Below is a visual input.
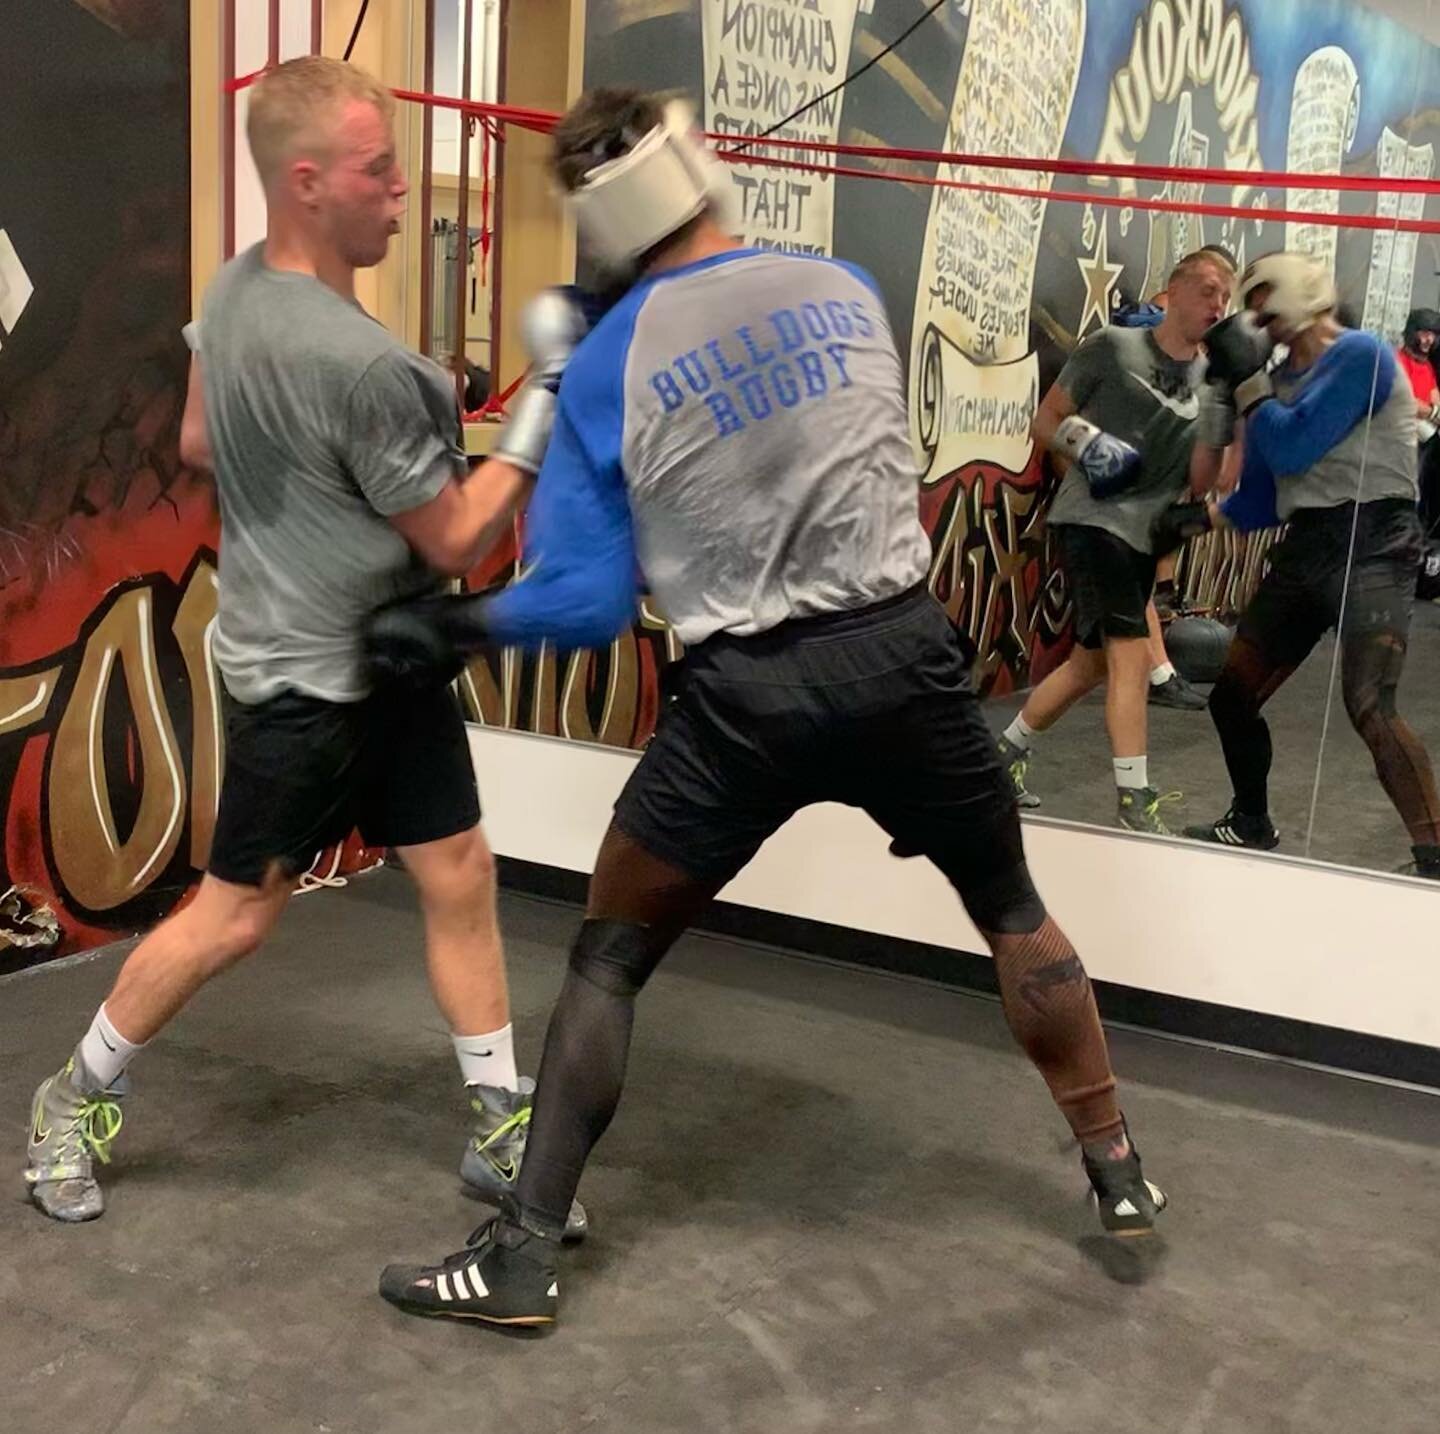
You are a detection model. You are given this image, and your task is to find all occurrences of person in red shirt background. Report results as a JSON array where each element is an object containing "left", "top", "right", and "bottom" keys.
[
  {"left": 1399, "top": 308, "right": 1440, "bottom": 532},
  {"left": 1398, "top": 308, "right": 1440, "bottom": 534}
]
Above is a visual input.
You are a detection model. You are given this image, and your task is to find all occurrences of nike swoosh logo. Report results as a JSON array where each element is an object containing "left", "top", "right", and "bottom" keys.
[
  {"left": 100, "top": 1032, "right": 117, "bottom": 1052},
  {"left": 31, "top": 1096, "right": 50, "bottom": 1147},
  {"left": 489, "top": 1158, "right": 519, "bottom": 1183},
  {"left": 1131, "top": 373, "right": 1200, "bottom": 420}
]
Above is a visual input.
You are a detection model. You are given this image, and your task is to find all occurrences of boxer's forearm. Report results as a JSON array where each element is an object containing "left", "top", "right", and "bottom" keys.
[
  {"left": 1188, "top": 438, "right": 1227, "bottom": 497},
  {"left": 1032, "top": 383, "right": 1077, "bottom": 475},
  {"left": 451, "top": 458, "right": 535, "bottom": 572}
]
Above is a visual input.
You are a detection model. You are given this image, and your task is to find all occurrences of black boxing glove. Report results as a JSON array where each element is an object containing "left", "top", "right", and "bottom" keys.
[
  {"left": 364, "top": 592, "right": 492, "bottom": 691},
  {"left": 1150, "top": 500, "right": 1212, "bottom": 556},
  {"left": 1204, "top": 311, "right": 1274, "bottom": 389},
  {"left": 1201, "top": 312, "right": 1276, "bottom": 445}
]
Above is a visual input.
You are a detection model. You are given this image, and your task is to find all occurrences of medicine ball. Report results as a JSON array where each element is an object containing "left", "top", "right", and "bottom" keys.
[{"left": 1164, "top": 615, "right": 1233, "bottom": 685}]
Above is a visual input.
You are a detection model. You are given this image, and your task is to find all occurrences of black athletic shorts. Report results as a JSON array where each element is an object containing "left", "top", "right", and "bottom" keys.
[
  {"left": 208, "top": 681, "right": 480, "bottom": 886},
  {"left": 1054, "top": 523, "right": 1158, "bottom": 648},
  {"left": 613, "top": 587, "right": 1024, "bottom": 896},
  {"left": 1239, "top": 498, "right": 1421, "bottom": 668}
]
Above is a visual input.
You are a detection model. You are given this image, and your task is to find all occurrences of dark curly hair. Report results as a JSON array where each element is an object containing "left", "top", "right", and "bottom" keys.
[{"left": 551, "top": 88, "right": 666, "bottom": 193}]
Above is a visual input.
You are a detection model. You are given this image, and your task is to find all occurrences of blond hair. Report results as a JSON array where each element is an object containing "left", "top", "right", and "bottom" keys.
[
  {"left": 247, "top": 56, "right": 395, "bottom": 187},
  {"left": 1168, "top": 248, "right": 1236, "bottom": 289}
]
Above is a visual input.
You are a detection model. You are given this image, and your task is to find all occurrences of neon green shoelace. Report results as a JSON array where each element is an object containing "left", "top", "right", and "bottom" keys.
[
  {"left": 469, "top": 1100, "right": 530, "bottom": 1155},
  {"left": 1146, "top": 790, "right": 1185, "bottom": 819},
  {"left": 74, "top": 1098, "right": 123, "bottom": 1165}
]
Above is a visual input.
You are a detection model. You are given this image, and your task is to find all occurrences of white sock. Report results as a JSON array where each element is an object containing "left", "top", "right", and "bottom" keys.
[
  {"left": 1003, "top": 714, "right": 1038, "bottom": 751},
  {"left": 78, "top": 1004, "right": 144, "bottom": 1090},
  {"left": 1113, "top": 756, "right": 1149, "bottom": 790},
  {"left": 453, "top": 1025, "right": 518, "bottom": 1091},
  {"left": 1149, "top": 662, "right": 1176, "bottom": 687}
]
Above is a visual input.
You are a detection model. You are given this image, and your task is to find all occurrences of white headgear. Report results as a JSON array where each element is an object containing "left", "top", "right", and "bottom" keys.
[
  {"left": 566, "top": 101, "right": 737, "bottom": 273},
  {"left": 1240, "top": 252, "right": 1337, "bottom": 337}
]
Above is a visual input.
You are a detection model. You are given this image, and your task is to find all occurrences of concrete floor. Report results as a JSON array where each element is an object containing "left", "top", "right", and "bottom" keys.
[
  {"left": 990, "top": 601, "right": 1440, "bottom": 874},
  {"left": 4, "top": 872, "right": 1440, "bottom": 1434}
]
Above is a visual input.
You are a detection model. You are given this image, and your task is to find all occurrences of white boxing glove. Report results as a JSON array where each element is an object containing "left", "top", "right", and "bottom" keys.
[{"left": 494, "top": 289, "right": 589, "bottom": 474}]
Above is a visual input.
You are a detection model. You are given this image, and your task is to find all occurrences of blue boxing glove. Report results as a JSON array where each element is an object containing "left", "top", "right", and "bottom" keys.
[
  {"left": 1051, "top": 414, "right": 1143, "bottom": 499},
  {"left": 1219, "top": 471, "right": 1280, "bottom": 532}
]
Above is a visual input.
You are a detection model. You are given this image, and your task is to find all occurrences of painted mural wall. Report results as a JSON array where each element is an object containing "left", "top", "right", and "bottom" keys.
[
  {"left": 0, "top": 2, "right": 206, "bottom": 968},
  {"left": 0, "top": 2, "right": 376, "bottom": 970},
  {"left": 452, "top": 0, "right": 1440, "bottom": 743},
  {"left": 7, "top": 1, "right": 1438, "bottom": 966}
]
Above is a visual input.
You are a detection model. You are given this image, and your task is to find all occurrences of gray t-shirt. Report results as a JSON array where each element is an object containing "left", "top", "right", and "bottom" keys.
[
  {"left": 195, "top": 245, "right": 462, "bottom": 703},
  {"left": 1046, "top": 326, "right": 1203, "bottom": 554}
]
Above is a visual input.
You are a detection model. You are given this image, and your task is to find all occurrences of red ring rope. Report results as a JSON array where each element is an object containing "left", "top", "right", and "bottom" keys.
[
  {"left": 738, "top": 151, "right": 1440, "bottom": 237},
  {"left": 223, "top": 71, "right": 1440, "bottom": 229}
]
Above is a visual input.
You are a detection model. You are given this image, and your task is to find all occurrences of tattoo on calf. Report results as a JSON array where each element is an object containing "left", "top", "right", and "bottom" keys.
[{"left": 1019, "top": 955, "right": 1088, "bottom": 1014}]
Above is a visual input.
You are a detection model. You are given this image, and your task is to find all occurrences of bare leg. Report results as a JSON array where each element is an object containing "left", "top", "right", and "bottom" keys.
[
  {"left": 1145, "top": 600, "right": 1168, "bottom": 675},
  {"left": 1103, "top": 635, "right": 1152, "bottom": 760},
  {"left": 399, "top": 824, "right": 508, "bottom": 1034},
  {"left": 1019, "top": 643, "right": 1107, "bottom": 733},
  {"left": 104, "top": 870, "right": 295, "bottom": 1042}
]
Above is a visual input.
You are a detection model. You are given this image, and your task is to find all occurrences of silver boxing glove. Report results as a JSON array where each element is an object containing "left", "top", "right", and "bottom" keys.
[{"left": 494, "top": 289, "right": 589, "bottom": 474}]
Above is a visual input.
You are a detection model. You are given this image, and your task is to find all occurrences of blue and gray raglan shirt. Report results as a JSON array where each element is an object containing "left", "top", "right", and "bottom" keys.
[
  {"left": 484, "top": 249, "right": 933, "bottom": 651},
  {"left": 1221, "top": 329, "right": 1418, "bottom": 532}
]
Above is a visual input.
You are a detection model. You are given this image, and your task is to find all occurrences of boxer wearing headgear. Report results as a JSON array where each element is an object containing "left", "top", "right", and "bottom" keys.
[
  {"left": 23, "top": 56, "right": 586, "bottom": 1240},
  {"left": 995, "top": 251, "right": 1234, "bottom": 832},
  {"left": 374, "top": 86, "right": 1167, "bottom": 1331},
  {"left": 1186, "top": 252, "right": 1440, "bottom": 867}
]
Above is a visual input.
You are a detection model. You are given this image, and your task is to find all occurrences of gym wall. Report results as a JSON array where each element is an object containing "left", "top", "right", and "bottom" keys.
[
  {"left": 463, "top": 0, "right": 1440, "bottom": 1081},
  {"left": 0, "top": 1, "right": 210, "bottom": 971},
  {"left": 0, "top": 1, "right": 396, "bottom": 972}
]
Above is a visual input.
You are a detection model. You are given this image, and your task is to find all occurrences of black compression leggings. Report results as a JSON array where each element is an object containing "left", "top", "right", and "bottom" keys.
[
  {"left": 1209, "top": 631, "right": 1440, "bottom": 844},
  {"left": 511, "top": 825, "right": 1123, "bottom": 1237}
]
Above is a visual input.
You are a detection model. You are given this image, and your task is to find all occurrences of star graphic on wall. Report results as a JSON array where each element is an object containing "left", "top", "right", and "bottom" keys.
[
  {"left": 0, "top": 229, "right": 34, "bottom": 353},
  {"left": 1075, "top": 220, "right": 1124, "bottom": 339}
]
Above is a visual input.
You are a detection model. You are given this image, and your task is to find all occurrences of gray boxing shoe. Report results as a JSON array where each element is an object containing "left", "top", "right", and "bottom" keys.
[
  {"left": 997, "top": 735, "right": 1042, "bottom": 809},
  {"left": 461, "top": 1077, "right": 588, "bottom": 1242},
  {"left": 1116, "top": 785, "right": 1181, "bottom": 835},
  {"left": 25, "top": 1055, "right": 127, "bottom": 1223}
]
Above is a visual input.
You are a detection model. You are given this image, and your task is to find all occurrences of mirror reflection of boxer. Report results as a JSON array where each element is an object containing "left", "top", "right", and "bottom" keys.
[
  {"left": 1000, "top": 252, "right": 1233, "bottom": 833},
  {"left": 1185, "top": 253, "right": 1440, "bottom": 876},
  {"left": 1113, "top": 244, "right": 1239, "bottom": 632},
  {"left": 367, "top": 87, "right": 1167, "bottom": 1329}
]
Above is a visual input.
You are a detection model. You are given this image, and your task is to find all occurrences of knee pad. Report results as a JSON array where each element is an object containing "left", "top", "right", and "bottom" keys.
[
  {"left": 568, "top": 919, "right": 666, "bottom": 998},
  {"left": 961, "top": 861, "right": 1047, "bottom": 936}
]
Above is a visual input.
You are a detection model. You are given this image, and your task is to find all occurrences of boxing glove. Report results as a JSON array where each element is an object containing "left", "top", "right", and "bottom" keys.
[
  {"left": 1219, "top": 470, "right": 1280, "bottom": 532},
  {"left": 364, "top": 592, "right": 490, "bottom": 691},
  {"left": 1203, "top": 312, "right": 1275, "bottom": 417},
  {"left": 1204, "top": 311, "right": 1273, "bottom": 387},
  {"left": 1052, "top": 415, "right": 1143, "bottom": 499},
  {"left": 494, "top": 288, "right": 590, "bottom": 474},
  {"left": 1150, "top": 500, "right": 1212, "bottom": 556}
]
